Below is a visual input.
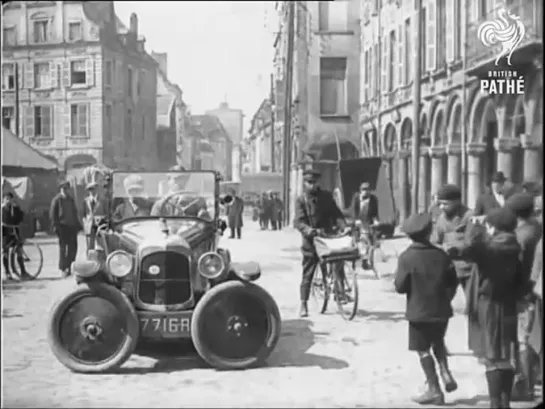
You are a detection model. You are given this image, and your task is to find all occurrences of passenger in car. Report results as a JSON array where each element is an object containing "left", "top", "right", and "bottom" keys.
[{"left": 113, "top": 175, "right": 152, "bottom": 221}]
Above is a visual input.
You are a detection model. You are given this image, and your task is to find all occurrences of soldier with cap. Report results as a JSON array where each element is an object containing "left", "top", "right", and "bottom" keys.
[
  {"left": 293, "top": 169, "right": 347, "bottom": 318},
  {"left": 447, "top": 207, "right": 524, "bottom": 408},
  {"left": 49, "top": 180, "right": 82, "bottom": 277},
  {"left": 505, "top": 192, "right": 542, "bottom": 401},
  {"left": 394, "top": 212, "right": 458, "bottom": 405},
  {"left": 114, "top": 175, "right": 152, "bottom": 221},
  {"left": 82, "top": 181, "right": 108, "bottom": 252},
  {"left": 431, "top": 184, "right": 475, "bottom": 293}
]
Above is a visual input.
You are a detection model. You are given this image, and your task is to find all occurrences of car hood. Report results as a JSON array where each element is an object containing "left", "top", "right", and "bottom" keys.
[{"left": 116, "top": 219, "right": 214, "bottom": 251}]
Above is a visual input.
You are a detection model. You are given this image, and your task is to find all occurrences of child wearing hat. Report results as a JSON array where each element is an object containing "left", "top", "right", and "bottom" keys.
[
  {"left": 505, "top": 192, "right": 542, "bottom": 401},
  {"left": 447, "top": 207, "right": 523, "bottom": 408},
  {"left": 394, "top": 212, "right": 458, "bottom": 405}
]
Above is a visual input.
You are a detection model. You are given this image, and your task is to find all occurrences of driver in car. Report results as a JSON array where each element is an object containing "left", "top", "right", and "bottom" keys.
[{"left": 113, "top": 174, "right": 153, "bottom": 221}]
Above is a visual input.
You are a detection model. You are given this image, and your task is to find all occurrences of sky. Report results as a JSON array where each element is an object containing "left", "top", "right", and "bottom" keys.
[{"left": 114, "top": 1, "right": 278, "bottom": 135}]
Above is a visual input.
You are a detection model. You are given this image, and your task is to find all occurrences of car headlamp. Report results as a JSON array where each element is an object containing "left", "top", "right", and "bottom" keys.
[
  {"left": 198, "top": 252, "right": 226, "bottom": 279},
  {"left": 106, "top": 250, "right": 133, "bottom": 278}
]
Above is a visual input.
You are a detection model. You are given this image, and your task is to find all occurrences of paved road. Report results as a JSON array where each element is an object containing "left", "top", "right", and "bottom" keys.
[{"left": 2, "top": 221, "right": 542, "bottom": 408}]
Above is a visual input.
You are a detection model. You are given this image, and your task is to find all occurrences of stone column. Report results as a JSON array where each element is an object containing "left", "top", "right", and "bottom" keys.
[
  {"left": 446, "top": 144, "right": 462, "bottom": 187},
  {"left": 520, "top": 134, "right": 543, "bottom": 182},
  {"left": 494, "top": 138, "right": 519, "bottom": 182},
  {"left": 418, "top": 147, "right": 430, "bottom": 213},
  {"left": 429, "top": 146, "right": 446, "bottom": 196},
  {"left": 466, "top": 143, "right": 487, "bottom": 210},
  {"left": 398, "top": 150, "right": 410, "bottom": 223}
]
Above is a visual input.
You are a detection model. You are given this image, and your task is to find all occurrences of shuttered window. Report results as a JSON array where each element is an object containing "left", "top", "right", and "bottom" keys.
[
  {"left": 34, "top": 62, "right": 50, "bottom": 89},
  {"left": 388, "top": 30, "right": 396, "bottom": 91},
  {"left": 25, "top": 105, "right": 53, "bottom": 138},
  {"left": 404, "top": 18, "right": 411, "bottom": 85},
  {"left": 2, "top": 63, "right": 16, "bottom": 90},
  {"left": 454, "top": 0, "right": 462, "bottom": 60},
  {"left": 420, "top": 7, "right": 427, "bottom": 75},
  {"left": 382, "top": 35, "right": 389, "bottom": 93},
  {"left": 319, "top": 57, "right": 348, "bottom": 115},
  {"left": 426, "top": 0, "right": 436, "bottom": 72},
  {"left": 70, "top": 60, "right": 86, "bottom": 85},
  {"left": 33, "top": 20, "right": 49, "bottom": 43},
  {"left": 397, "top": 25, "right": 403, "bottom": 87},
  {"left": 70, "top": 103, "right": 89, "bottom": 137},
  {"left": 436, "top": 0, "right": 447, "bottom": 69}
]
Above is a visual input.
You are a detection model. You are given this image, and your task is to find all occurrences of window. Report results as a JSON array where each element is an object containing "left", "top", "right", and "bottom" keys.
[
  {"left": 34, "top": 62, "right": 50, "bottom": 89},
  {"left": 3, "top": 27, "right": 16, "bottom": 46},
  {"left": 70, "top": 104, "right": 88, "bottom": 137},
  {"left": 436, "top": 0, "right": 447, "bottom": 69},
  {"left": 454, "top": 0, "right": 462, "bottom": 59},
  {"left": 388, "top": 30, "right": 396, "bottom": 91},
  {"left": 126, "top": 109, "right": 133, "bottom": 141},
  {"left": 404, "top": 18, "right": 412, "bottom": 85},
  {"left": 68, "top": 21, "right": 82, "bottom": 42},
  {"left": 127, "top": 67, "right": 133, "bottom": 98},
  {"left": 105, "top": 104, "right": 112, "bottom": 141},
  {"left": 373, "top": 44, "right": 378, "bottom": 97},
  {"left": 2, "top": 107, "right": 15, "bottom": 131},
  {"left": 363, "top": 50, "right": 369, "bottom": 101},
  {"left": 319, "top": 57, "right": 347, "bottom": 116},
  {"left": 104, "top": 60, "right": 113, "bottom": 87},
  {"left": 2, "top": 63, "right": 16, "bottom": 91},
  {"left": 420, "top": 7, "right": 426, "bottom": 75},
  {"left": 33, "top": 106, "right": 52, "bottom": 138},
  {"left": 70, "top": 60, "right": 86, "bottom": 85},
  {"left": 137, "top": 71, "right": 142, "bottom": 97},
  {"left": 33, "top": 20, "right": 49, "bottom": 43},
  {"left": 318, "top": 0, "right": 348, "bottom": 32}
]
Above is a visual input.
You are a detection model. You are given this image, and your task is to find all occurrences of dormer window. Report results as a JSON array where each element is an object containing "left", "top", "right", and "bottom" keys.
[
  {"left": 68, "top": 21, "right": 82, "bottom": 42},
  {"left": 33, "top": 19, "right": 49, "bottom": 43}
]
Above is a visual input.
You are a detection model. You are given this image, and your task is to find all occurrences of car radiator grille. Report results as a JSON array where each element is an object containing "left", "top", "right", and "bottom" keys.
[{"left": 138, "top": 252, "right": 192, "bottom": 305}]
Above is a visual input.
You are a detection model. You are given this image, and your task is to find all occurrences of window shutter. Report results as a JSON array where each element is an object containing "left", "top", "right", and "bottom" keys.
[
  {"left": 48, "top": 106, "right": 54, "bottom": 137},
  {"left": 426, "top": 0, "right": 436, "bottom": 72},
  {"left": 86, "top": 103, "right": 91, "bottom": 137},
  {"left": 25, "top": 63, "right": 35, "bottom": 89},
  {"left": 16, "top": 63, "right": 23, "bottom": 89},
  {"left": 49, "top": 62, "right": 58, "bottom": 88},
  {"left": 381, "top": 35, "right": 389, "bottom": 93},
  {"left": 62, "top": 61, "right": 70, "bottom": 87},
  {"left": 85, "top": 58, "right": 94, "bottom": 87},
  {"left": 64, "top": 104, "right": 71, "bottom": 136},
  {"left": 24, "top": 106, "right": 34, "bottom": 138},
  {"left": 398, "top": 25, "right": 403, "bottom": 86},
  {"left": 446, "top": 0, "right": 455, "bottom": 63}
]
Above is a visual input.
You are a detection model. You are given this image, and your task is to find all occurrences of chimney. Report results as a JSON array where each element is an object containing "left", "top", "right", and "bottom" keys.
[
  {"left": 129, "top": 12, "right": 138, "bottom": 35},
  {"left": 151, "top": 52, "right": 168, "bottom": 76},
  {"left": 219, "top": 102, "right": 229, "bottom": 109}
]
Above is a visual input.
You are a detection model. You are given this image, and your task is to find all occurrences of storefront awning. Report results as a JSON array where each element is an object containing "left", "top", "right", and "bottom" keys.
[{"left": 1, "top": 127, "right": 59, "bottom": 170}]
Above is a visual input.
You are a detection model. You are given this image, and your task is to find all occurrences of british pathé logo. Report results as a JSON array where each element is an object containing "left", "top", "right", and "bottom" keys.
[{"left": 478, "top": 8, "right": 526, "bottom": 95}]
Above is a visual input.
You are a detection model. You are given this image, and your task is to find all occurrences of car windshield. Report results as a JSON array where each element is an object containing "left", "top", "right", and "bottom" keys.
[{"left": 111, "top": 171, "right": 216, "bottom": 223}]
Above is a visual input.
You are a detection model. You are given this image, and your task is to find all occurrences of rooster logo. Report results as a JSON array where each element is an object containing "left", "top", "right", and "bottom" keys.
[{"left": 477, "top": 8, "right": 525, "bottom": 66}]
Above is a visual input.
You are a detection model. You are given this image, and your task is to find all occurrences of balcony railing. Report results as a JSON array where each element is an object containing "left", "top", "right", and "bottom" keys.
[{"left": 466, "top": 0, "right": 542, "bottom": 68}]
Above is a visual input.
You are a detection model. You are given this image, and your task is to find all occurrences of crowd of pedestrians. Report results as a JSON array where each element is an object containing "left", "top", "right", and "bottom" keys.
[{"left": 253, "top": 191, "right": 284, "bottom": 230}]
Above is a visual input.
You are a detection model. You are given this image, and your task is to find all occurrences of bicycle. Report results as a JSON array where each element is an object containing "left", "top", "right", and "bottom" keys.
[
  {"left": 354, "top": 222, "right": 384, "bottom": 279},
  {"left": 2, "top": 223, "right": 44, "bottom": 280},
  {"left": 310, "top": 228, "right": 360, "bottom": 321}
]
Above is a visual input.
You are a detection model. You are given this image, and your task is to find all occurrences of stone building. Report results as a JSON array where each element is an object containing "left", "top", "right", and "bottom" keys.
[
  {"left": 151, "top": 51, "right": 191, "bottom": 170},
  {"left": 274, "top": 0, "right": 361, "bottom": 221},
  {"left": 247, "top": 98, "right": 280, "bottom": 174},
  {"left": 1, "top": 1, "right": 159, "bottom": 174},
  {"left": 359, "top": 0, "right": 542, "bottom": 220}
]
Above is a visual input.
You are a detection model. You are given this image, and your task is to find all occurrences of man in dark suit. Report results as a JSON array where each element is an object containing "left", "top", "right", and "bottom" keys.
[
  {"left": 294, "top": 169, "right": 346, "bottom": 317},
  {"left": 474, "top": 171, "right": 510, "bottom": 216},
  {"left": 227, "top": 188, "right": 244, "bottom": 239},
  {"left": 349, "top": 181, "right": 379, "bottom": 249},
  {"left": 2, "top": 192, "right": 31, "bottom": 280},
  {"left": 50, "top": 181, "right": 82, "bottom": 277}
]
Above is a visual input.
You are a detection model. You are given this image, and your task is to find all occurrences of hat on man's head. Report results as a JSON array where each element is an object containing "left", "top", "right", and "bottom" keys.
[
  {"left": 85, "top": 181, "right": 98, "bottom": 191},
  {"left": 485, "top": 207, "right": 517, "bottom": 232},
  {"left": 302, "top": 169, "right": 321, "bottom": 182},
  {"left": 505, "top": 192, "right": 535, "bottom": 216},
  {"left": 123, "top": 174, "right": 144, "bottom": 191},
  {"left": 360, "top": 182, "right": 371, "bottom": 190},
  {"left": 437, "top": 184, "right": 462, "bottom": 201},
  {"left": 402, "top": 213, "right": 433, "bottom": 239},
  {"left": 491, "top": 171, "right": 507, "bottom": 183},
  {"left": 59, "top": 180, "right": 70, "bottom": 189}
]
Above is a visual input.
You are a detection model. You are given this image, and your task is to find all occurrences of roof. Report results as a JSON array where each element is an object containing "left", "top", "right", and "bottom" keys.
[
  {"left": 115, "top": 16, "right": 129, "bottom": 34},
  {"left": 156, "top": 95, "right": 176, "bottom": 128},
  {"left": 1, "top": 127, "right": 59, "bottom": 170},
  {"left": 189, "top": 115, "right": 230, "bottom": 143}
]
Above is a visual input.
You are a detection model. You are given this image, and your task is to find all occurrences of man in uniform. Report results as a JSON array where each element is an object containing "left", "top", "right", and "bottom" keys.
[
  {"left": 294, "top": 169, "right": 346, "bottom": 317},
  {"left": 505, "top": 192, "right": 542, "bottom": 401}
]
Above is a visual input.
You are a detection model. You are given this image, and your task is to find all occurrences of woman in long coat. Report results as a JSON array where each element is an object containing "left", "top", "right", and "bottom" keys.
[
  {"left": 227, "top": 190, "right": 244, "bottom": 239},
  {"left": 448, "top": 207, "right": 524, "bottom": 408}
]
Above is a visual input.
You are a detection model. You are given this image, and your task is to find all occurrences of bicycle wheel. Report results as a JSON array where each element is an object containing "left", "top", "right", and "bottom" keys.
[
  {"left": 335, "top": 261, "right": 359, "bottom": 321},
  {"left": 310, "top": 263, "right": 330, "bottom": 314},
  {"left": 10, "top": 242, "right": 44, "bottom": 280}
]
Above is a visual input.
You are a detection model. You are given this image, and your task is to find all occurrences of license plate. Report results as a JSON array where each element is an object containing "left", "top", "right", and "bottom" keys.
[{"left": 139, "top": 314, "right": 191, "bottom": 338}]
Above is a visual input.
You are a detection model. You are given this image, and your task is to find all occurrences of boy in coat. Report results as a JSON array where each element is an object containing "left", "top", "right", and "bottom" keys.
[
  {"left": 2, "top": 192, "right": 31, "bottom": 280},
  {"left": 395, "top": 212, "right": 458, "bottom": 405}
]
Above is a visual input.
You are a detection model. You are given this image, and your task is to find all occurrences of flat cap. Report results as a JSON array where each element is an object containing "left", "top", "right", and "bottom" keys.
[
  {"left": 360, "top": 182, "right": 371, "bottom": 189},
  {"left": 437, "top": 184, "right": 462, "bottom": 201},
  {"left": 505, "top": 192, "right": 535, "bottom": 216},
  {"left": 85, "top": 181, "right": 98, "bottom": 190},
  {"left": 402, "top": 213, "right": 433, "bottom": 238},
  {"left": 59, "top": 180, "right": 70, "bottom": 188},
  {"left": 485, "top": 207, "right": 517, "bottom": 232},
  {"left": 123, "top": 174, "right": 144, "bottom": 191},
  {"left": 491, "top": 171, "right": 507, "bottom": 183},
  {"left": 303, "top": 169, "right": 321, "bottom": 181}
]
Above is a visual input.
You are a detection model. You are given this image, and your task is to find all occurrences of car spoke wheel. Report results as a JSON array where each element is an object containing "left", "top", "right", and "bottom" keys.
[
  {"left": 310, "top": 263, "right": 329, "bottom": 314},
  {"left": 335, "top": 262, "right": 359, "bottom": 321},
  {"left": 48, "top": 283, "right": 139, "bottom": 373},
  {"left": 9, "top": 242, "right": 43, "bottom": 280},
  {"left": 191, "top": 280, "right": 281, "bottom": 370}
]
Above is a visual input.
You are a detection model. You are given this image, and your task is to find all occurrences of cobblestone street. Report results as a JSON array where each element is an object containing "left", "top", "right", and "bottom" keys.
[{"left": 2, "top": 220, "right": 542, "bottom": 408}]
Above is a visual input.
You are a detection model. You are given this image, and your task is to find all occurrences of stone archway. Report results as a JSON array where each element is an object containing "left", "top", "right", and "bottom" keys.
[
  {"left": 383, "top": 123, "right": 397, "bottom": 154},
  {"left": 479, "top": 98, "right": 499, "bottom": 185},
  {"left": 449, "top": 103, "right": 462, "bottom": 145}
]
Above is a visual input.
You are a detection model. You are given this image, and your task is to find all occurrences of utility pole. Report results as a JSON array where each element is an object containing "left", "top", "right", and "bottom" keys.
[
  {"left": 410, "top": 0, "right": 422, "bottom": 214},
  {"left": 282, "top": 0, "right": 295, "bottom": 225},
  {"left": 270, "top": 73, "right": 276, "bottom": 173},
  {"left": 15, "top": 63, "right": 20, "bottom": 137}
]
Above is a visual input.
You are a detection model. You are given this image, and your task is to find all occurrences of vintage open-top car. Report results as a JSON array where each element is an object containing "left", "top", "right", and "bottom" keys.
[{"left": 47, "top": 170, "right": 281, "bottom": 373}]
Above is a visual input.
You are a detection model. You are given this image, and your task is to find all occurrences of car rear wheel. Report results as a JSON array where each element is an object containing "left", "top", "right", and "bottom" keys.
[
  {"left": 191, "top": 280, "right": 281, "bottom": 370},
  {"left": 47, "top": 282, "right": 139, "bottom": 373}
]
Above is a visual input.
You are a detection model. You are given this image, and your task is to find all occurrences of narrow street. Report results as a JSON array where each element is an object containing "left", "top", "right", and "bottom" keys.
[{"left": 1, "top": 220, "right": 540, "bottom": 408}]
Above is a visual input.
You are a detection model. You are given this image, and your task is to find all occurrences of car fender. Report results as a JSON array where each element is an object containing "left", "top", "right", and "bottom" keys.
[{"left": 229, "top": 261, "right": 261, "bottom": 281}]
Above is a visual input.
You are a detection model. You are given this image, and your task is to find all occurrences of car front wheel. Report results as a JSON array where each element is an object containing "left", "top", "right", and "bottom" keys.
[
  {"left": 191, "top": 280, "right": 281, "bottom": 370},
  {"left": 47, "top": 282, "right": 139, "bottom": 373}
]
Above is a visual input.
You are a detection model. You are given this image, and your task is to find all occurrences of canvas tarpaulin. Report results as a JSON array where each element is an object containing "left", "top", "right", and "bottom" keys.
[
  {"left": 2, "top": 176, "right": 33, "bottom": 212},
  {"left": 1, "top": 127, "right": 58, "bottom": 170}
]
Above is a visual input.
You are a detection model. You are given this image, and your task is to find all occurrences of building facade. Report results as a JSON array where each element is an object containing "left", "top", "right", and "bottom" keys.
[
  {"left": 205, "top": 102, "right": 243, "bottom": 182},
  {"left": 359, "top": 0, "right": 543, "bottom": 221},
  {"left": 1, "top": 0, "right": 159, "bottom": 173},
  {"left": 152, "top": 51, "right": 191, "bottom": 170},
  {"left": 247, "top": 98, "right": 280, "bottom": 174}
]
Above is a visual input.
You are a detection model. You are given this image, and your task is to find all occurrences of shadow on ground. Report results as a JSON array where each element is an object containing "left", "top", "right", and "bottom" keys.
[
  {"left": 444, "top": 394, "right": 489, "bottom": 407},
  {"left": 356, "top": 309, "right": 406, "bottom": 322}
]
